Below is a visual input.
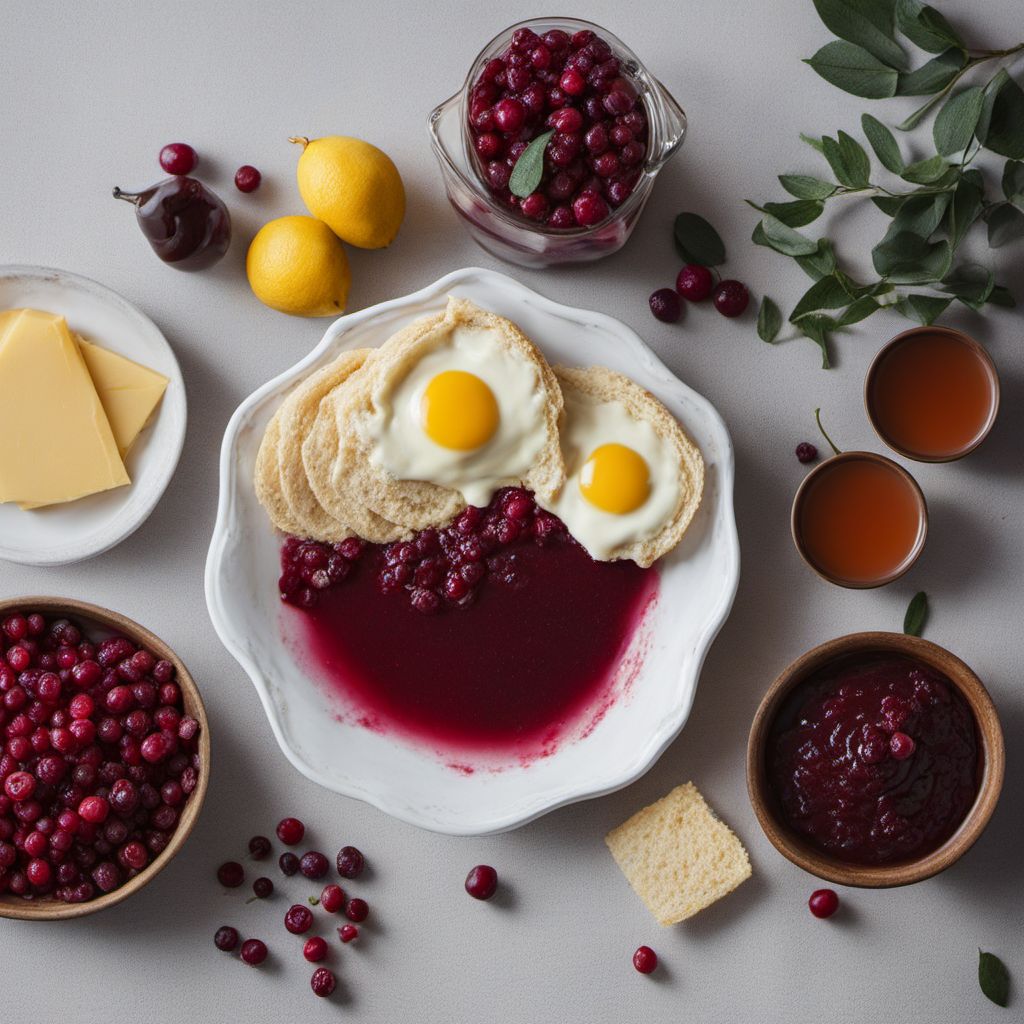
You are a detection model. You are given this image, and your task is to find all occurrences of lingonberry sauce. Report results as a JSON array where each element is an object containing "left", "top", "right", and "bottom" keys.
[
  {"left": 281, "top": 489, "right": 656, "bottom": 756},
  {"left": 769, "top": 655, "right": 979, "bottom": 865}
]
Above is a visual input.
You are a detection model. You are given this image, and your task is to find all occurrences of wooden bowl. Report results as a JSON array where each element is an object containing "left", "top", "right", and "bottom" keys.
[
  {"left": 746, "top": 632, "right": 1004, "bottom": 888},
  {"left": 0, "top": 597, "right": 210, "bottom": 919}
]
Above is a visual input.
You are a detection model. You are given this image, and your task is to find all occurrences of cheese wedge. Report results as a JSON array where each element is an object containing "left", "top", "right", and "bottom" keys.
[
  {"left": 75, "top": 336, "right": 168, "bottom": 457},
  {"left": 0, "top": 309, "right": 130, "bottom": 507}
]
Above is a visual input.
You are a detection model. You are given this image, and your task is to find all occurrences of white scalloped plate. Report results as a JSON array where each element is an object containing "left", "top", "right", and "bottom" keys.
[
  {"left": 0, "top": 266, "right": 187, "bottom": 567},
  {"left": 206, "top": 268, "right": 739, "bottom": 835}
]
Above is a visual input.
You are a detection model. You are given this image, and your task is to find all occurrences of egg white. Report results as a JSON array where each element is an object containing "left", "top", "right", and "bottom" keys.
[
  {"left": 541, "top": 389, "right": 681, "bottom": 560},
  {"left": 365, "top": 323, "right": 549, "bottom": 507}
]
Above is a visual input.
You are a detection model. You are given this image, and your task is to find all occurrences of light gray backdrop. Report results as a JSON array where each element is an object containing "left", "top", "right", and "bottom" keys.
[{"left": 1, "top": 1, "right": 1021, "bottom": 1021}]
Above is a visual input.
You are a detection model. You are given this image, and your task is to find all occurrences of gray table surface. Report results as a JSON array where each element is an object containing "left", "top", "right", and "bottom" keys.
[{"left": 2, "top": 1, "right": 1021, "bottom": 1021}]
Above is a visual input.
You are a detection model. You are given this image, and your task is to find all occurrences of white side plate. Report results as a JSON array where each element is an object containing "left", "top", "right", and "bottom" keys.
[
  {"left": 206, "top": 268, "right": 739, "bottom": 835},
  {"left": 0, "top": 266, "right": 187, "bottom": 566}
]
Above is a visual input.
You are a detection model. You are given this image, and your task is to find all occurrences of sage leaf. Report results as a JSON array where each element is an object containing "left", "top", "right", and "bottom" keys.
[
  {"left": 933, "top": 86, "right": 985, "bottom": 155},
  {"left": 1003, "top": 160, "right": 1024, "bottom": 206},
  {"left": 763, "top": 199, "right": 826, "bottom": 227},
  {"left": 760, "top": 214, "right": 819, "bottom": 256},
  {"left": 903, "top": 591, "right": 928, "bottom": 635},
  {"left": 978, "top": 950, "right": 1010, "bottom": 1008},
  {"left": 779, "top": 174, "right": 837, "bottom": 199},
  {"left": 978, "top": 71, "right": 1024, "bottom": 159},
  {"left": 897, "top": 48, "right": 966, "bottom": 96},
  {"left": 789, "top": 275, "right": 854, "bottom": 322},
  {"left": 757, "top": 297, "right": 783, "bottom": 343},
  {"left": 942, "top": 264, "right": 994, "bottom": 309},
  {"left": 986, "top": 204, "right": 1024, "bottom": 247},
  {"left": 795, "top": 238, "right": 838, "bottom": 280},
  {"left": 897, "top": 293, "right": 951, "bottom": 324},
  {"left": 895, "top": 0, "right": 965, "bottom": 54},
  {"left": 802, "top": 320, "right": 835, "bottom": 369},
  {"left": 812, "top": 0, "right": 907, "bottom": 70},
  {"left": 508, "top": 130, "right": 553, "bottom": 198},
  {"left": 673, "top": 212, "right": 727, "bottom": 266},
  {"left": 872, "top": 232, "right": 951, "bottom": 283},
  {"left": 900, "top": 154, "right": 949, "bottom": 184},
  {"left": 804, "top": 41, "right": 899, "bottom": 99},
  {"left": 949, "top": 173, "right": 985, "bottom": 248},
  {"left": 862, "top": 114, "right": 904, "bottom": 173}
]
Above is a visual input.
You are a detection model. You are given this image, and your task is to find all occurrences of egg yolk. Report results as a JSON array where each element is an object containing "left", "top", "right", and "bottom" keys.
[
  {"left": 420, "top": 370, "right": 500, "bottom": 451},
  {"left": 578, "top": 443, "right": 650, "bottom": 514}
]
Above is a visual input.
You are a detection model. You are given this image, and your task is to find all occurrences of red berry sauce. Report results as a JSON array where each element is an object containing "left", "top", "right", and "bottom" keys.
[
  {"left": 467, "top": 27, "right": 647, "bottom": 228},
  {"left": 769, "top": 655, "right": 978, "bottom": 865},
  {"left": 279, "top": 488, "right": 656, "bottom": 758}
]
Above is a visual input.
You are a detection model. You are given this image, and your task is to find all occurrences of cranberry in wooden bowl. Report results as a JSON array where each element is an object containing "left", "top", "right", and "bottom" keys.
[
  {"left": 0, "top": 597, "right": 209, "bottom": 919},
  {"left": 428, "top": 18, "right": 686, "bottom": 267},
  {"left": 746, "top": 632, "right": 1003, "bottom": 888}
]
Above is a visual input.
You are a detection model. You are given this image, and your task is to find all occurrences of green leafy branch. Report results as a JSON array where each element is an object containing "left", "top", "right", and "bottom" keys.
[{"left": 753, "top": 0, "right": 1023, "bottom": 367}]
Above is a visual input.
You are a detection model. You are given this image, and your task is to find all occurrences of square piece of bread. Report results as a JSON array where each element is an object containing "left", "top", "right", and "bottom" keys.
[{"left": 605, "top": 782, "right": 751, "bottom": 925}]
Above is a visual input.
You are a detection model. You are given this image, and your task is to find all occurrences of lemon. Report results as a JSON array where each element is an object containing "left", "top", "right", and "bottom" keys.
[
  {"left": 246, "top": 216, "right": 351, "bottom": 317},
  {"left": 290, "top": 135, "right": 405, "bottom": 249}
]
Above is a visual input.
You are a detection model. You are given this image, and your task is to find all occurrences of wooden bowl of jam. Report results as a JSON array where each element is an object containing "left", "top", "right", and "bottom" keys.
[
  {"left": 746, "top": 632, "right": 1004, "bottom": 887},
  {"left": 865, "top": 326, "right": 999, "bottom": 462}
]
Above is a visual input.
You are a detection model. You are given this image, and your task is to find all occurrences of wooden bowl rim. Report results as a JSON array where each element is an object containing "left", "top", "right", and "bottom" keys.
[
  {"left": 746, "top": 631, "right": 1005, "bottom": 888},
  {"left": 790, "top": 451, "right": 928, "bottom": 590},
  {"left": 0, "top": 596, "right": 210, "bottom": 920},
  {"left": 864, "top": 325, "right": 1001, "bottom": 464}
]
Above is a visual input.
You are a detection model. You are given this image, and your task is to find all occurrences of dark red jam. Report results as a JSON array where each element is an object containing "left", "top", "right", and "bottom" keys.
[
  {"left": 769, "top": 655, "right": 979, "bottom": 865},
  {"left": 279, "top": 489, "right": 656, "bottom": 757}
]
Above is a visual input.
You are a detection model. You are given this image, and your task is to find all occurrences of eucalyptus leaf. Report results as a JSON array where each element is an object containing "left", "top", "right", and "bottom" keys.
[
  {"left": 881, "top": 192, "right": 952, "bottom": 240},
  {"left": 763, "top": 199, "right": 826, "bottom": 227},
  {"left": 895, "top": 0, "right": 964, "bottom": 54},
  {"left": 903, "top": 591, "right": 928, "bottom": 635},
  {"left": 900, "top": 154, "right": 949, "bottom": 184},
  {"left": 795, "top": 238, "right": 838, "bottom": 280},
  {"left": 800, "top": 133, "right": 826, "bottom": 154},
  {"left": 812, "top": 0, "right": 908, "bottom": 69},
  {"left": 872, "top": 232, "right": 951, "bottom": 282},
  {"left": 1003, "top": 160, "right": 1024, "bottom": 206},
  {"left": 989, "top": 284, "right": 1017, "bottom": 308},
  {"left": 942, "top": 263, "right": 994, "bottom": 308},
  {"left": 933, "top": 86, "right": 985, "bottom": 155},
  {"left": 789, "top": 275, "right": 855, "bottom": 322},
  {"left": 508, "top": 130, "right": 553, "bottom": 198},
  {"left": 978, "top": 951, "right": 1010, "bottom": 1008},
  {"left": 986, "top": 203, "right": 1024, "bottom": 247},
  {"left": 799, "top": 317, "right": 834, "bottom": 369},
  {"left": 760, "top": 214, "right": 820, "bottom": 256},
  {"left": 897, "top": 48, "right": 966, "bottom": 96},
  {"left": 894, "top": 293, "right": 951, "bottom": 324},
  {"left": 673, "top": 212, "right": 727, "bottom": 266},
  {"left": 834, "top": 295, "right": 881, "bottom": 325},
  {"left": 862, "top": 113, "right": 904, "bottom": 173},
  {"left": 804, "top": 40, "right": 899, "bottom": 99},
  {"left": 978, "top": 71, "right": 1024, "bottom": 159},
  {"left": 779, "top": 174, "right": 837, "bottom": 199},
  {"left": 949, "top": 173, "right": 985, "bottom": 248},
  {"left": 757, "top": 297, "right": 783, "bottom": 343},
  {"left": 896, "top": 90, "right": 946, "bottom": 131},
  {"left": 872, "top": 195, "right": 906, "bottom": 216},
  {"left": 976, "top": 69, "right": 1008, "bottom": 144},
  {"left": 822, "top": 132, "right": 871, "bottom": 187}
]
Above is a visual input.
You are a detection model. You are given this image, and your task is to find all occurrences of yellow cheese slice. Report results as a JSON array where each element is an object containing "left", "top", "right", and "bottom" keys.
[
  {"left": 75, "top": 336, "right": 168, "bottom": 457},
  {"left": 0, "top": 309, "right": 130, "bottom": 507}
]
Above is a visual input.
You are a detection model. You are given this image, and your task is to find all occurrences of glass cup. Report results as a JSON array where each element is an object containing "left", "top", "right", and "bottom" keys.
[{"left": 428, "top": 17, "right": 687, "bottom": 268}]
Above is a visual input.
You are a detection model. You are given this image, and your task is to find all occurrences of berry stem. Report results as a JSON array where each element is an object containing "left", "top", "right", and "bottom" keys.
[
  {"left": 111, "top": 187, "right": 140, "bottom": 205},
  {"left": 814, "top": 407, "right": 842, "bottom": 456}
]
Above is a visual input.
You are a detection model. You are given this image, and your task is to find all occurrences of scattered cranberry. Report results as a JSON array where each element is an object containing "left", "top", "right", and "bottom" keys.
[
  {"left": 633, "top": 946, "right": 658, "bottom": 974},
  {"left": 214, "top": 925, "right": 240, "bottom": 952},
  {"left": 319, "top": 883, "right": 345, "bottom": 913},
  {"left": 338, "top": 924, "right": 359, "bottom": 943},
  {"left": 304, "top": 936, "right": 329, "bottom": 962},
  {"left": 808, "top": 889, "right": 840, "bottom": 919},
  {"left": 251, "top": 876, "right": 274, "bottom": 899},
  {"left": 649, "top": 288, "right": 682, "bottom": 324},
  {"left": 890, "top": 732, "right": 916, "bottom": 760},
  {"left": 676, "top": 263, "right": 714, "bottom": 302},
  {"left": 159, "top": 142, "right": 198, "bottom": 176},
  {"left": 310, "top": 967, "right": 336, "bottom": 998},
  {"left": 276, "top": 817, "right": 305, "bottom": 845},
  {"left": 285, "top": 903, "right": 314, "bottom": 934},
  {"left": 240, "top": 938, "right": 268, "bottom": 966},
  {"left": 279, "top": 852, "right": 300, "bottom": 876},
  {"left": 795, "top": 442, "right": 819, "bottom": 464},
  {"left": 234, "top": 165, "right": 261, "bottom": 193},
  {"left": 345, "top": 897, "right": 369, "bottom": 922},
  {"left": 465, "top": 864, "right": 498, "bottom": 901},
  {"left": 336, "top": 845, "right": 365, "bottom": 879},
  {"left": 300, "top": 850, "right": 329, "bottom": 879},
  {"left": 217, "top": 861, "right": 245, "bottom": 888},
  {"left": 248, "top": 835, "right": 271, "bottom": 859},
  {"left": 713, "top": 280, "right": 750, "bottom": 318}
]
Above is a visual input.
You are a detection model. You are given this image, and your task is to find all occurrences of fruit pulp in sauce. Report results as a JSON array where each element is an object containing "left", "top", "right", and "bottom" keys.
[
  {"left": 798, "top": 458, "right": 923, "bottom": 584},
  {"left": 869, "top": 331, "right": 996, "bottom": 458}
]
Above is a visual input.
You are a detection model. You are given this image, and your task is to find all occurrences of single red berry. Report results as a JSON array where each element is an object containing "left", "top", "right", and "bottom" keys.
[
  {"left": 336, "top": 845, "right": 365, "bottom": 879},
  {"left": 319, "top": 883, "right": 345, "bottom": 913},
  {"left": 809, "top": 889, "right": 840, "bottom": 919},
  {"left": 303, "top": 936, "right": 329, "bottom": 962},
  {"left": 251, "top": 876, "right": 273, "bottom": 899},
  {"left": 77, "top": 795, "right": 109, "bottom": 824},
  {"left": 217, "top": 861, "right": 245, "bottom": 888},
  {"left": 276, "top": 817, "right": 305, "bottom": 845},
  {"left": 214, "top": 925, "right": 239, "bottom": 951},
  {"left": 159, "top": 142, "right": 198, "bottom": 175},
  {"left": 300, "top": 850, "right": 329, "bottom": 879},
  {"left": 310, "top": 967, "right": 336, "bottom": 998},
  {"left": 285, "top": 903, "right": 314, "bottom": 934},
  {"left": 344, "top": 897, "right": 369, "bottom": 922},
  {"left": 649, "top": 288, "right": 682, "bottom": 324},
  {"left": 279, "top": 851, "right": 299, "bottom": 876},
  {"left": 633, "top": 946, "right": 658, "bottom": 974},
  {"left": 240, "top": 938, "right": 268, "bottom": 966},
  {"left": 338, "top": 924, "right": 359, "bottom": 943},
  {"left": 713, "top": 280, "right": 750, "bottom": 318},
  {"left": 465, "top": 864, "right": 498, "bottom": 901},
  {"left": 676, "top": 263, "right": 714, "bottom": 302},
  {"left": 795, "top": 442, "right": 818, "bottom": 464},
  {"left": 890, "top": 732, "right": 916, "bottom": 760},
  {"left": 234, "top": 165, "right": 261, "bottom": 193},
  {"left": 248, "top": 835, "right": 271, "bottom": 859}
]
